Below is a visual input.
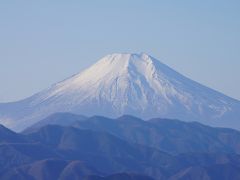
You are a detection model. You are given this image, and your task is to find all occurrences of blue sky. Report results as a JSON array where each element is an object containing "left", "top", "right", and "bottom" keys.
[{"left": 0, "top": 0, "right": 240, "bottom": 102}]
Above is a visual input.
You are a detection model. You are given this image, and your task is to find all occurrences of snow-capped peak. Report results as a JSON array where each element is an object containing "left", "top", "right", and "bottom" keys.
[
  {"left": 38, "top": 53, "right": 183, "bottom": 108},
  {"left": 1, "top": 53, "right": 240, "bottom": 131}
]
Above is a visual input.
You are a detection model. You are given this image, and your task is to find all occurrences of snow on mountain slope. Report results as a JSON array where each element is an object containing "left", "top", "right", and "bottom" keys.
[{"left": 0, "top": 53, "right": 240, "bottom": 131}]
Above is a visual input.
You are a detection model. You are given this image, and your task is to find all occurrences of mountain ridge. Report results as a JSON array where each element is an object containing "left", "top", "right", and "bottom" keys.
[
  {"left": 24, "top": 113, "right": 240, "bottom": 155},
  {"left": 1, "top": 117, "right": 240, "bottom": 179}
]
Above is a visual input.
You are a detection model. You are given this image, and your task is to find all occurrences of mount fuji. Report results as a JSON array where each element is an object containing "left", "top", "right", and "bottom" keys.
[{"left": 0, "top": 53, "right": 240, "bottom": 131}]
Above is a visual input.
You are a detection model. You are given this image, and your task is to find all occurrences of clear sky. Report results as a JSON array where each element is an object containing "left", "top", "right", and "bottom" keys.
[{"left": 0, "top": 0, "right": 240, "bottom": 102}]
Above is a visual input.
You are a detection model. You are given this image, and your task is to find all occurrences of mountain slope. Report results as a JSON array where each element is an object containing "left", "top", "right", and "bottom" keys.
[
  {"left": 0, "top": 124, "right": 28, "bottom": 144},
  {"left": 0, "top": 53, "right": 240, "bottom": 131},
  {"left": 1, "top": 159, "right": 154, "bottom": 180},
  {"left": 25, "top": 113, "right": 87, "bottom": 133}
]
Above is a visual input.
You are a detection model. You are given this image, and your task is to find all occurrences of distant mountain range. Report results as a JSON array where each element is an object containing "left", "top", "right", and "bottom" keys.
[
  {"left": 1, "top": 113, "right": 240, "bottom": 179},
  {"left": 25, "top": 113, "right": 240, "bottom": 155},
  {"left": 0, "top": 53, "right": 240, "bottom": 131}
]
